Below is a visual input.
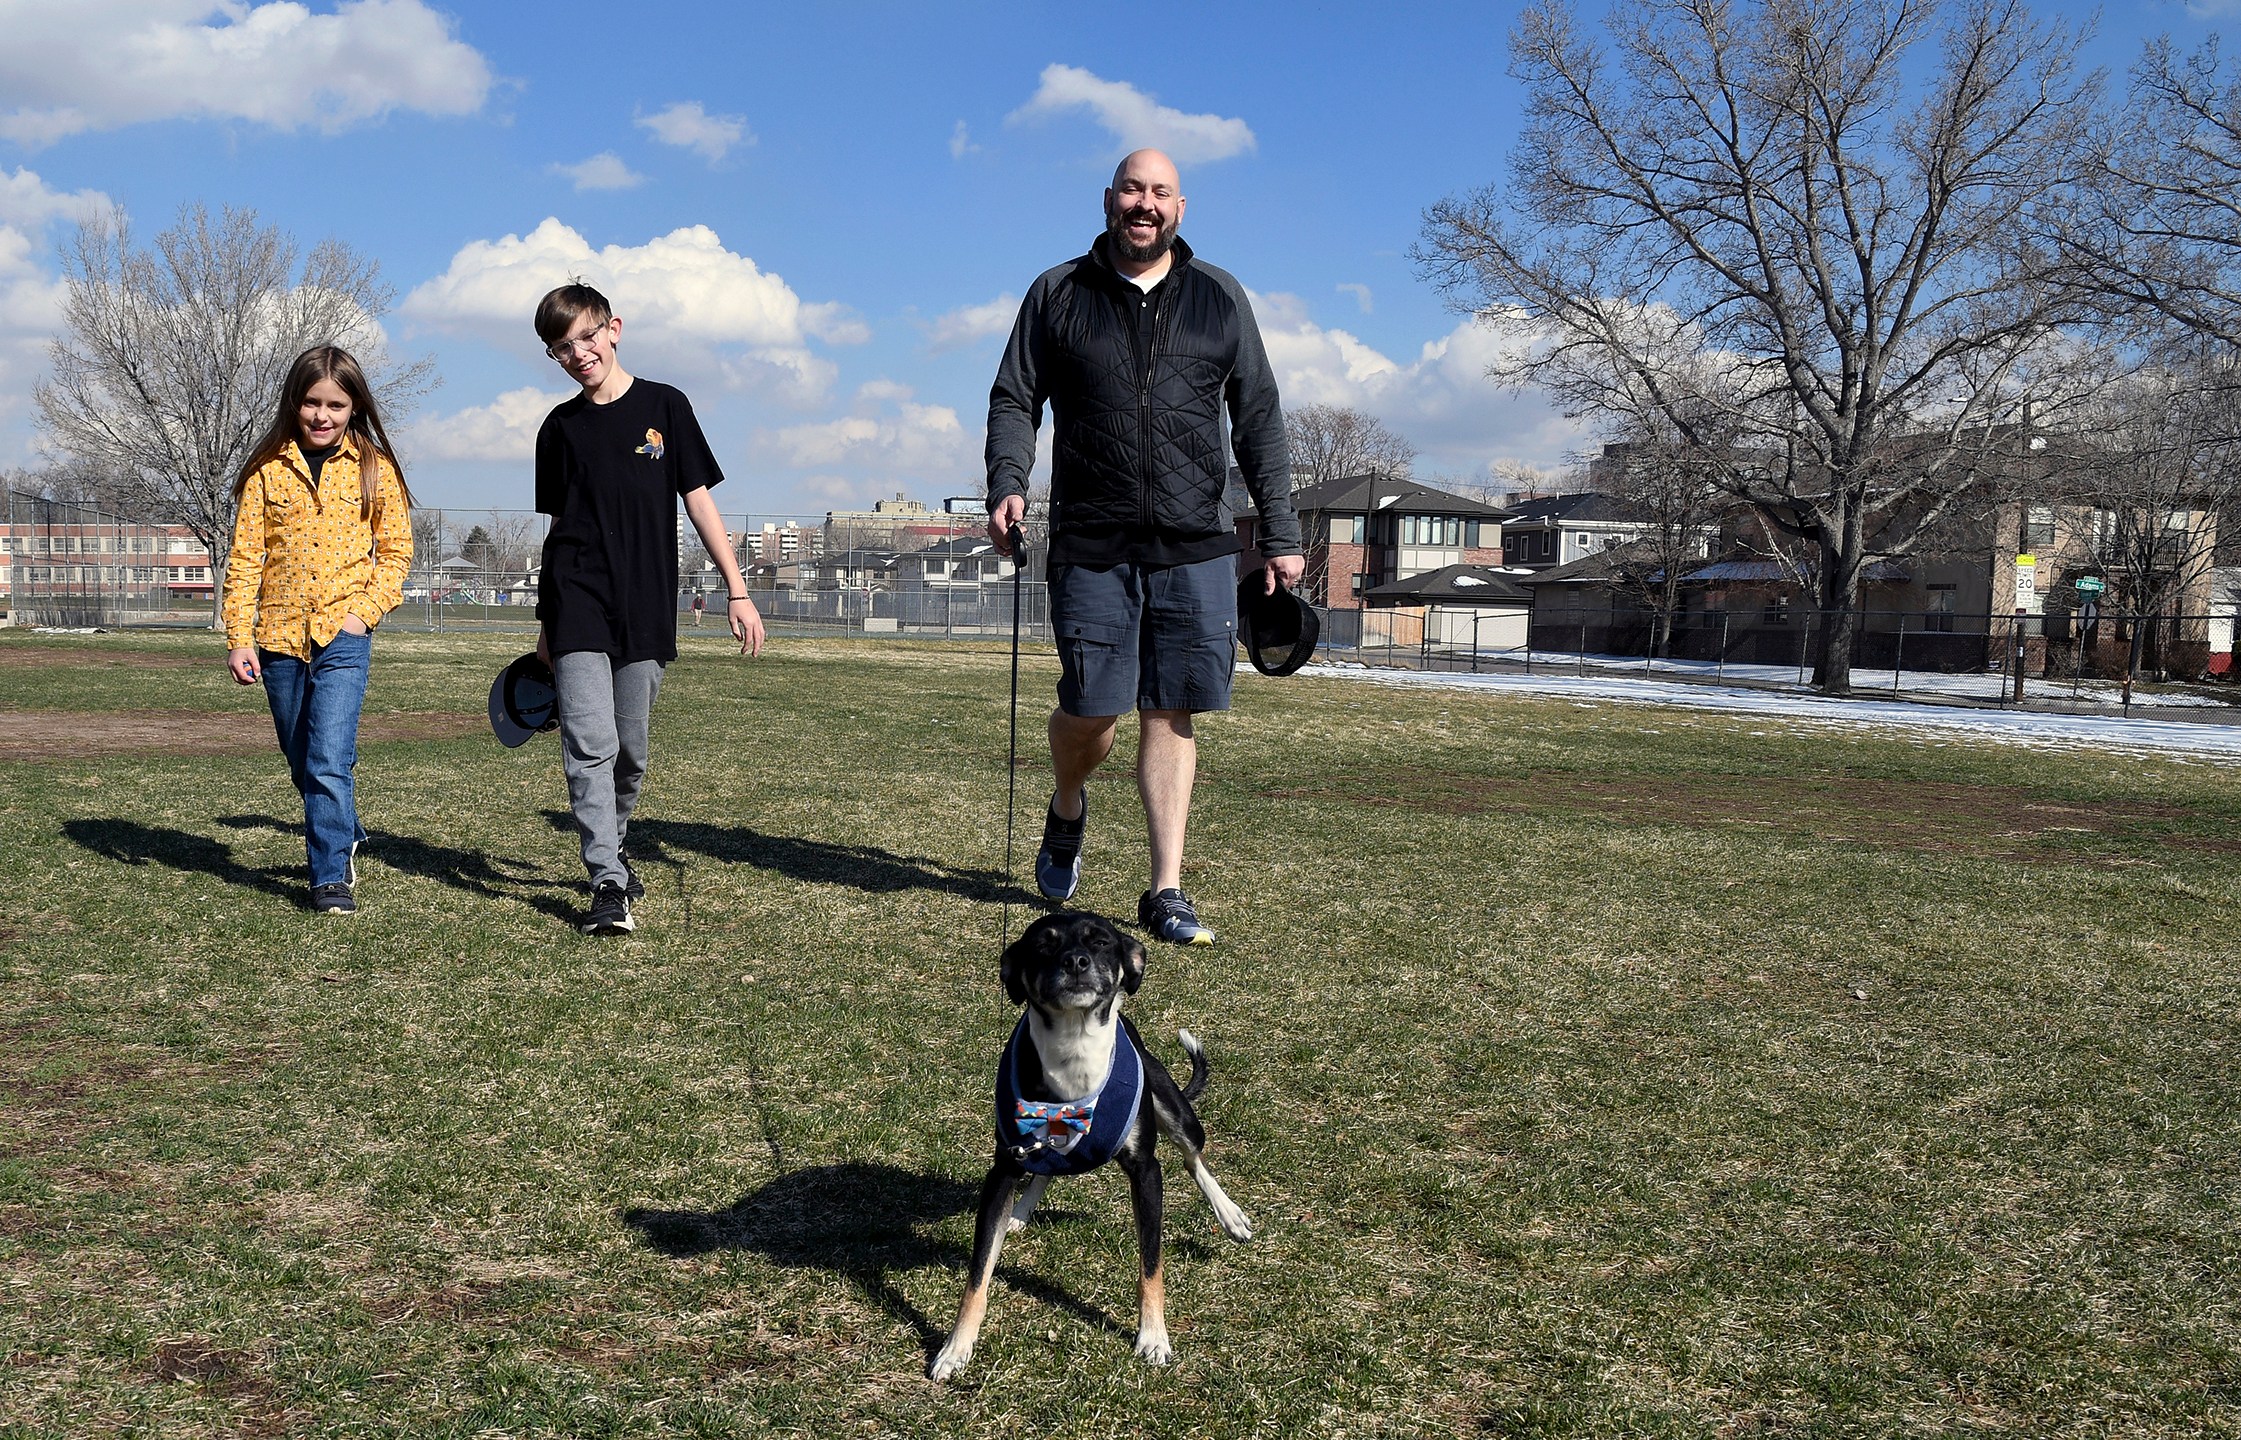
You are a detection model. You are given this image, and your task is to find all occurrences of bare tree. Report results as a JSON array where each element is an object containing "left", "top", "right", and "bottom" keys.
[
  {"left": 484, "top": 509, "right": 540, "bottom": 576},
  {"left": 1286, "top": 404, "right": 1415, "bottom": 490},
  {"left": 1416, "top": 0, "right": 2103, "bottom": 691},
  {"left": 2052, "top": 350, "right": 2241, "bottom": 678},
  {"left": 1597, "top": 416, "right": 1735, "bottom": 656},
  {"left": 2058, "top": 37, "right": 2241, "bottom": 348},
  {"left": 35, "top": 204, "right": 431, "bottom": 618},
  {"left": 410, "top": 509, "right": 455, "bottom": 570}
]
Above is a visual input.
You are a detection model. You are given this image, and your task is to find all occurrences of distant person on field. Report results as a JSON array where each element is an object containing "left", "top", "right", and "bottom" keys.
[
  {"left": 532, "top": 281, "right": 765, "bottom": 936},
  {"left": 220, "top": 345, "right": 414, "bottom": 917},
  {"left": 985, "top": 148, "right": 1303, "bottom": 946}
]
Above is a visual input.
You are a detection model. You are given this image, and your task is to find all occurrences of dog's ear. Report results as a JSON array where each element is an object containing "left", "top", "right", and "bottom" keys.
[
  {"left": 1000, "top": 936, "right": 1029, "bottom": 1006},
  {"left": 1119, "top": 933, "right": 1147, "bottom": 994}
]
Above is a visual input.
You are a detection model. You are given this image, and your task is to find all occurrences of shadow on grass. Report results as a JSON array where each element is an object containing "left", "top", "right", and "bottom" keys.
[
  {"left": 62, "top": 818, "right": 296, "bottom": 902},
  {"left": 620, "top": 1161, "right": 1122, "bottom": 1352},
  {"left": 197, "top": 813, "right": 583, "bottom": 924},
  {"left": 541, "top": 810, "right": 1036, "bottom": 905}
]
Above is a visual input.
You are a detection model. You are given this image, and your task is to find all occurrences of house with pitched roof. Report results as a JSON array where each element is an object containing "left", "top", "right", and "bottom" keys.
[
  {"left": 1360, "top": 563, "right": 1534, "bottom": 651},
  {"left": 1242, "top": 472, "right": 1509, "bottom": 611}
]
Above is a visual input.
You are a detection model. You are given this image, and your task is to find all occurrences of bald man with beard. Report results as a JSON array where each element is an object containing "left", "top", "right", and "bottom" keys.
[{"left": 986, "top": 148, "right": 1305, "bottom": 946}]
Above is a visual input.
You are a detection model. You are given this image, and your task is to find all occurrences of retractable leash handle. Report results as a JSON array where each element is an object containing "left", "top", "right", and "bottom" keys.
[{"left": 1001, "top": 522, "right": 1030, "bottom": 952}]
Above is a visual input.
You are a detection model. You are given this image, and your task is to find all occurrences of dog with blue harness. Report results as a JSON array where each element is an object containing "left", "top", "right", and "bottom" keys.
[{"left": 930, "top": 910, "right": 1254, "bottom": 1381}]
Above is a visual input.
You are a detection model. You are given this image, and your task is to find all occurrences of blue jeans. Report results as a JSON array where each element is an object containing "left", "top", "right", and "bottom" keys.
[{"left": 260, "top": 628, "right": 373, "bottom": 886}]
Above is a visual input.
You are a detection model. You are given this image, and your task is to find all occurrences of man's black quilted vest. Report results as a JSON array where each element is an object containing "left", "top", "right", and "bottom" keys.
[{"left": 1040, "top": 244, "right": 1244, "bottom": 537}]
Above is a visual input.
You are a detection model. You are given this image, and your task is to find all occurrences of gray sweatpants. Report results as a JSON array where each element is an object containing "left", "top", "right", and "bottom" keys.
[{"left": 554, "top": 651, "right": 664, "bottom": 890}]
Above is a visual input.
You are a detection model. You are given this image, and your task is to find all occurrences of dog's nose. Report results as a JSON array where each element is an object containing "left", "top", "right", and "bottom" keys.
[{"left": 1066, "top": 950, "right": 1092, "bottom": 974}]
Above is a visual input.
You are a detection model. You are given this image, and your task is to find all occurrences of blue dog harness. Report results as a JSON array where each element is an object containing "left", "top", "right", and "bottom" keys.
[{"left": 993, "top": 1015, "right": 1143, "bottom": 1175}]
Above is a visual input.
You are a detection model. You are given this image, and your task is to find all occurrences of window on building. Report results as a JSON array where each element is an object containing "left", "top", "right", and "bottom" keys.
[
  {"left": 2024, "top": 505, "right": 2055, "bottom": 550},
  {"left": 1466, "top": 520, "right": 1483, "bottom": 548},
  {"left": 1925, "top": 583, "right": 1957, "bottom": 634},
  {"left": 1351, "top": 573, "right": 1368, "bottom": 595},
  {"left": 1764, "top": 597, "right": 1790, "bottom": 625}
]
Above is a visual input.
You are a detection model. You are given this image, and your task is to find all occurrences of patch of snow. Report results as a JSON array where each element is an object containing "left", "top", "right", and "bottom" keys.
[{"left": 1299, "top": 662, "right": 2241, "bottom": 764}]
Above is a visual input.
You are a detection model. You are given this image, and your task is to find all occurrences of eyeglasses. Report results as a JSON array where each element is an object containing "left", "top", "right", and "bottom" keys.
[{"left": 545, "top": 319, "right": 611, "bottom": 362}]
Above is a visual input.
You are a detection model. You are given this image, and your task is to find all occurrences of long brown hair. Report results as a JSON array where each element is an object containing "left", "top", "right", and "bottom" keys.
[{"left": 235, "top": 345, "right": 413, "bottom": 522}]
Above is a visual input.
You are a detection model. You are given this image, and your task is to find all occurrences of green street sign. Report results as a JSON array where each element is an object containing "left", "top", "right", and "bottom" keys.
[{"left": 2076, "top": 576, "right": 2106, "bottom": 593}]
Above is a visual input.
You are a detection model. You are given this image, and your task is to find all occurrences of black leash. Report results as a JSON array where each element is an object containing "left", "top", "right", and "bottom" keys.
[{"left": 1001, "top": 521, "right": 1029, "bottom": 953}]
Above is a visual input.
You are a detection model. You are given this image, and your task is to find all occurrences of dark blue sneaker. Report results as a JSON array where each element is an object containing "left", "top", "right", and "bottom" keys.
[
  {"left": 310, "top": 882, "right": 357, "bottom": 916},
  {"left": 1137, "top": 887, "right": 1214, "bottom": 946},
  {"left": 1035, "top": 792, "right": 1087, "bottom": 902}
]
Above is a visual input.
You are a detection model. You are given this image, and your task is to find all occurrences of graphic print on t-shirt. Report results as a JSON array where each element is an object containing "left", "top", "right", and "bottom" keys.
[{"left": 636, "top": 429, "right": 665, "bottom": 459}]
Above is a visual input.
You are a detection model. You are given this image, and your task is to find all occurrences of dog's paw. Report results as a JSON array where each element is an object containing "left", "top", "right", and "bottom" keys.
[
  {"left": 1005, "top": 1214, "right": 1029, "bottom": 1235},
  {"left": 1214, "top": 1199, "right": 1254, "bottom": 1243},
  {"left": 1133, "top": 1331, "right": 1174, "bottom": 1366},
  {"left": 928, "top": 1340, "right": 975, "bottom": 1382}
]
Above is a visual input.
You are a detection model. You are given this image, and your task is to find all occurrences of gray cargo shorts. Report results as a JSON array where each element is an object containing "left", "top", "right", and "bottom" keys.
[{"left": 1050, "top": 555, "right": 1238, "bottom": 717}]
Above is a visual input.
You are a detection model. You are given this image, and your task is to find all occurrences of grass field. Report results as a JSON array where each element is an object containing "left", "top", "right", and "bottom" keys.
[{"left": 1, "top": 627, "right": 2236, "bottom": 1439}]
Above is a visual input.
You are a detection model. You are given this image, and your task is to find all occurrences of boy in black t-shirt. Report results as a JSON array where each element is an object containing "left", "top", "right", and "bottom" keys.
[{"left": 532, "top": 282, "right": 765, "bottom": 934}]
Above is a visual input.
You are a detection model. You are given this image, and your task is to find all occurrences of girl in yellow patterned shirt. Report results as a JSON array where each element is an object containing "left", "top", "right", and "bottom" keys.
[{"left": 219, "top": 346, "right": 413, "bottom": 915}]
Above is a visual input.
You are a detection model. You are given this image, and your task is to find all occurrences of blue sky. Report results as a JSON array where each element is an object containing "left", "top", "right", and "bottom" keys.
[{"left": 0, "top": 0, "right": 2230, "bottom": 519}]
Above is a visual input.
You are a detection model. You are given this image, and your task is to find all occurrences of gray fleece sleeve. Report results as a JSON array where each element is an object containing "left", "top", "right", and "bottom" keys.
[
  {"left": 1213, "top": 271, "right": 1301, "bottom": 557},
  {"left": 984, "top": 282, "right": 1048, "bottom": 512}
]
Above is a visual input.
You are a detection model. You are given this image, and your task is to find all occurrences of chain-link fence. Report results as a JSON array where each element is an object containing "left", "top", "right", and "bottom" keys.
[
  {"left": 392, "top": 580, "right": 1052, "bottom": 642},
  {"left": 3, "top": 490, "right": 218, "bottom": 627},
  {"left": 1320, "top": 602, "right": 2239, "bottom": 707}
]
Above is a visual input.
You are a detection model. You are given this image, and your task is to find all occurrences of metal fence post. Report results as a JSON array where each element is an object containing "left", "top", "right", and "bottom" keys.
[
  {"left": 1892, "top": 613, "right": 1906, "bottom": 695},
  {"left": 1717, "top": 612, "right": 1729, "bottom": 681}
]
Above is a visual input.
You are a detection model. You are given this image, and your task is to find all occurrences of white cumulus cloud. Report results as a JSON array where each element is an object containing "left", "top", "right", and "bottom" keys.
[
  {"left": 637, "top": 102, "right": 752, "bottom": 163},
  {"left": 0, "top": 169, "right": 117, "bottom": 460},
  {"left": 922, "top": 294, "right": 1018, "bottom": 352},
  {"left": 950, "top": 120, "right": 981, "bottom": 160},
  {"left": 1251, "top": 291, "right": 1592, "bottom": 480},
  {"left": 550, "top": 153, "right": 646, "bottom": 192},
  {"left": 0, "top": 168, "right": 112, "bottom": 229},
  {"left": 0, "top": 226, "right": 70, "bottom": 447},
  {"left": 0, "top": 0, "right": 492, "bottom": 146},
  {"left": 1008, "top": 64, "right": 1255, "bottom": 163},
  {"left": 403, "top": 218, "right": 854, "bottom": 406},
  {"left": 759, "top": 381, "right": 976, "bottom": 478},
  {"left": 405, "top": 386, "right": 572, "bottom": 463}
]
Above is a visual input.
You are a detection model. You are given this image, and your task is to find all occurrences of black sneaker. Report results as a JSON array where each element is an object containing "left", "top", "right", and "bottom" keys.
[
  {"left": 310, "top": 882, "right": 357, "bottom": 916},
  {"left": 1035, "top": 792, "right": 1087, "bottom": 902},
  {"left": 619, "top": 849, "right": 645, "bottom": 902},
  {"left": 582, "top": 881, "right": 635, "bottom": 935},
  {"left": 1137, "top": 887, "right": 1213, "bottom": 946}
]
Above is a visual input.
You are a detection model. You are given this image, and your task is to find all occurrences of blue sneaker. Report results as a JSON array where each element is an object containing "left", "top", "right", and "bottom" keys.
[
  {"left": 1137, "top": 888, "right": 1214, "bottom": 946},
  {"left": 1035, "top": 792, "right": 1087, "bottom": 902}
]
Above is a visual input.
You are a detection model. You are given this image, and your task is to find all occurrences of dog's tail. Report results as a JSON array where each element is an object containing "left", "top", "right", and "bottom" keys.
[{"left": 1175, "top": 1029, "right": 1211, "bottom": 1102}]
